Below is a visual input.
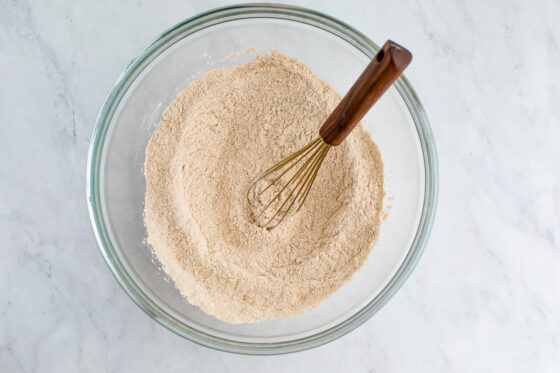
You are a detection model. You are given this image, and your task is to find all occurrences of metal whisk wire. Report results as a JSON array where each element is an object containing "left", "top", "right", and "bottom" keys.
[{"left": 247, "top": 138, "right": 331, "bottom": 229}]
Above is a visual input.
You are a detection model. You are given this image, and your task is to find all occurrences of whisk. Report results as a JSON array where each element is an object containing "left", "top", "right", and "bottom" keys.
[{"left": 247, "top": 40, "right": 412, "bottom": 229}]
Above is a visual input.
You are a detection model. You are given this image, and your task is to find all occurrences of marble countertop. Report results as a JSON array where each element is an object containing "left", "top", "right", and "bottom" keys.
[{"left": 1, "top": 0, "right": 559, "bottom": 371}]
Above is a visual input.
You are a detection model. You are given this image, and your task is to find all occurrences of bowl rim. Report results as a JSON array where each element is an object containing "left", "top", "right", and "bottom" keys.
[{"left": 86, "top": 3, "right": 438, "bottom": 355}]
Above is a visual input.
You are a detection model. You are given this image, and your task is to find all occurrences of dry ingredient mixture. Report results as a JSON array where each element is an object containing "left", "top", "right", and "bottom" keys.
[{"left": 144, "top": 51, "right": 384, "bottom": 323}]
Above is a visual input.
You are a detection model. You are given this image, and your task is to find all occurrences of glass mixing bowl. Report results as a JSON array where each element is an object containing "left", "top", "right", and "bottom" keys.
[{"left": 87, "top": 4, "right": 438, "bottom": 354}]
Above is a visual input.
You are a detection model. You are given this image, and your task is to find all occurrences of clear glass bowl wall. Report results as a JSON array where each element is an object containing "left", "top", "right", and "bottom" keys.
[{"left": 87, "top": 5, "right": 438, "bottom": 354}]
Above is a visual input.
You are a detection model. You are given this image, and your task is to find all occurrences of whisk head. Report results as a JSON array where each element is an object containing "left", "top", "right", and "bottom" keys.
[{"left": 247, "top": 137, "right": 331, "bottom": 229}]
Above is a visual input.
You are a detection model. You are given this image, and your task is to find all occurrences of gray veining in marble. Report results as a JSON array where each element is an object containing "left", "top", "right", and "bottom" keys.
[{"left": 1, "top": 0, "right": 559, "bottom": 371}]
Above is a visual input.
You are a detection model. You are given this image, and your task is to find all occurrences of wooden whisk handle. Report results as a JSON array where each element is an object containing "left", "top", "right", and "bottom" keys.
[{"left": 319, "top": 40, "right": 412, "bottom": 146}]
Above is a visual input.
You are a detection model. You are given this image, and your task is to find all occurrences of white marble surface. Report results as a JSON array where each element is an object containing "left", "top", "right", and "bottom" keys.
[{"left": 1, "top": 0, "right": 559, "bottom": 371}]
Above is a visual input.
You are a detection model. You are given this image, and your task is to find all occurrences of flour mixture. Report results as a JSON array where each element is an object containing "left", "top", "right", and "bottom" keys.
[{"left": 144, "top": 51, "right": 384, "bottom": 323}]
